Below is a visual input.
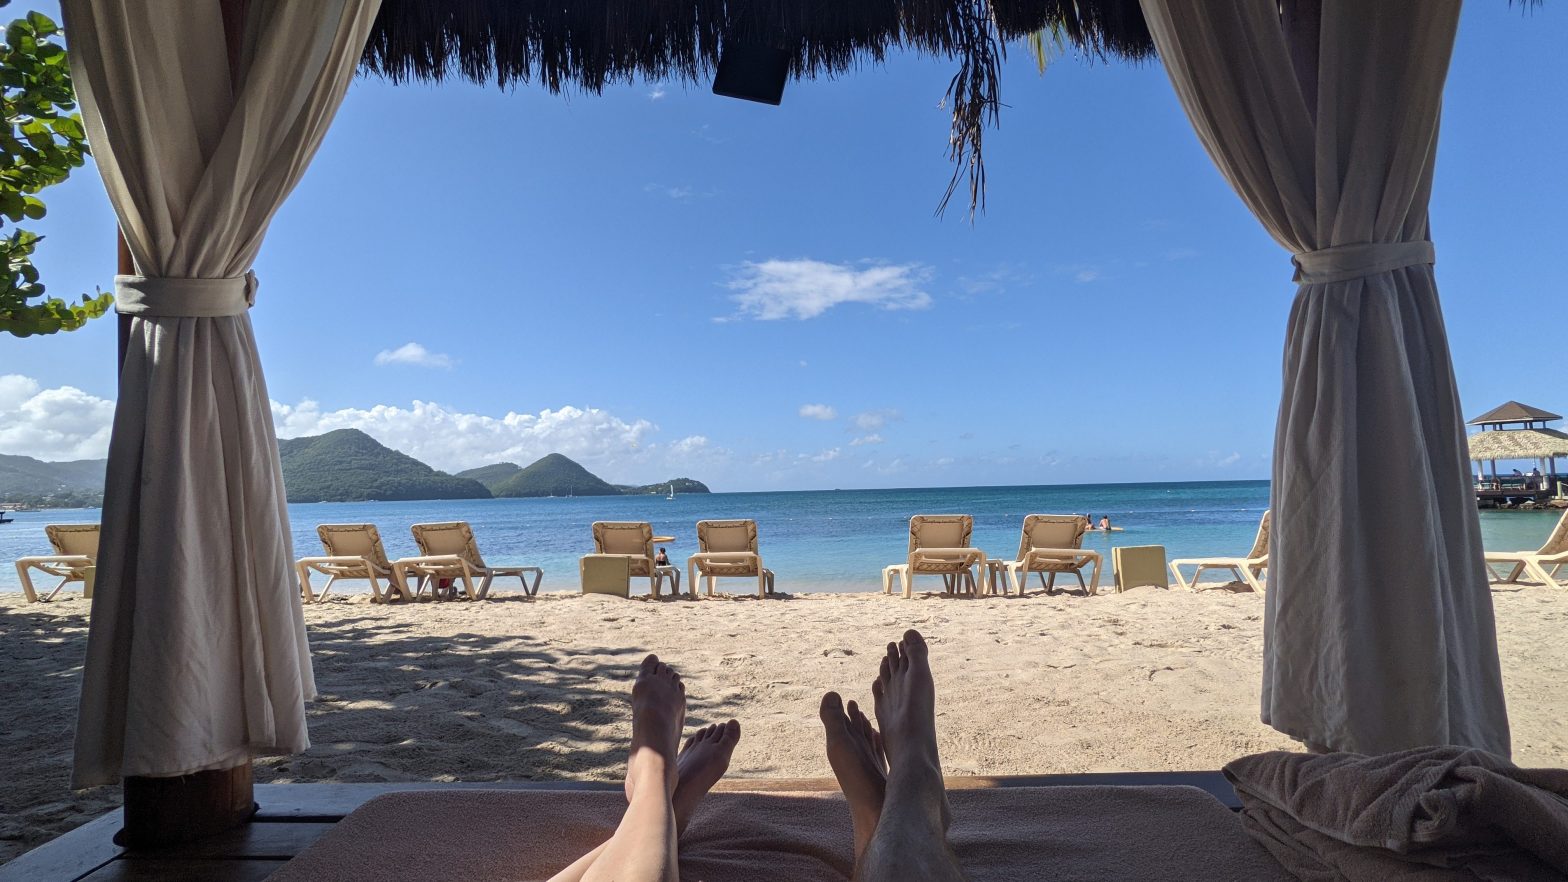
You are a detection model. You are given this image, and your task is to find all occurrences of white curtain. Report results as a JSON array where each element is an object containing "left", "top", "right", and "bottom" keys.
[
  {"left": 1139, "top": 0, "right": 1510, "bottom": 755},
  {"left": 62, "top": 0, "right": 381, "bottom": 786}
]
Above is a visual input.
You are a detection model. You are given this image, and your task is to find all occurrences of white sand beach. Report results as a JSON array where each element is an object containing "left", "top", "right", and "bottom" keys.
[{"left": 2, "top": 584, "right": 1565, "bottom": 865}]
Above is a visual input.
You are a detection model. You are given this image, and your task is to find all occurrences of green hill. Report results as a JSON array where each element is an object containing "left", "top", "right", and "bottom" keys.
[
  {"left": 0, "top": 453, "right": 106, "bottom": 507},
  {"left": 617, "top": 478, "right": 711, "bottom": 495},
  {"left": 278, "top": 429, "right": 492, "bottom": 503},
  {"left": 491, "top": 453, "right": 622, "bottom": 498},
  {"left": 454, "top": 462, "right": 522, "bottom": 492}
]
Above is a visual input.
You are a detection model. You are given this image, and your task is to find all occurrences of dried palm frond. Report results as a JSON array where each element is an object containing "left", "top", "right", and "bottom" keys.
[{"left": 359, "top": 0, "right": 1158, "bottom": 215}]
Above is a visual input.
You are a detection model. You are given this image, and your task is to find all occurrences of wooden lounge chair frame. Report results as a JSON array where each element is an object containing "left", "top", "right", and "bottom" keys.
[
  {"left": 687, "top": 519, "right": 775, "bottom": 599},
  {"left": 989, "top": 514, "right": 1101, "bottom": 597},
  {"left": 1483, "top": 508, "right": 1568, "bottom": 589},
  {"left": 1169, "top": 510, "right": 1270, "bottom": 593},
  {"left": 395, "top": 522, "right": 543, "bottom": 601},
  {"left": 590, "top": 521, "right": 680, "bottom": 597},
  {"left": 14, "top": 523, "right": 99, "bottom": 603},
  {"left": 294, "top": 523, "right": 408, "bottom": 603},
  {"left": 882, "top": 514, "right": 986, "bottom": 599}
]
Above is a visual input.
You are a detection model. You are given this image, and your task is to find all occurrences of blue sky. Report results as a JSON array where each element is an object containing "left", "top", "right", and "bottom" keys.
[{"left": 2, "top": 3, "right": 1564, "bottom": 491}]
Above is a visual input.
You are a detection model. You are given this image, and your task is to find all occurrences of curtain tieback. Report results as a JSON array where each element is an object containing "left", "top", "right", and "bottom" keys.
[
  {"left": 114, "top": 272, "right": 258, "bottom": 317},
  {"left": 1291, "top": 241, "right": 1434, "bottom": 285}
]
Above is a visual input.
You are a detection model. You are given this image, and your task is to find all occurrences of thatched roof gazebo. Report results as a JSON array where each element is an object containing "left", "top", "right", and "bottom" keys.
[
  {"left": 1467, "top": 401, "right": 1568, "bottom": 495},
  {"left": 42, "top": 0, "right": 1520, "bottom": 859}
]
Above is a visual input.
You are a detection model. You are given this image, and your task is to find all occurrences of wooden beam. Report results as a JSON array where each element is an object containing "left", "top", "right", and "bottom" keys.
[{"left": 116, "top": 0, "right": 257, "bottom": 848}]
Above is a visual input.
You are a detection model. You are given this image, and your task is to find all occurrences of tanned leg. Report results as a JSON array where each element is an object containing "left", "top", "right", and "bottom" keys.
[
  {"left": 550, "top": 654, "right": 685, "bottom": 882},
  {"left": 821, "top": 691, "right": 888, "bottom": 863},
  {"left": 855, "top": 630, "right": 968, "bottom": 882}
]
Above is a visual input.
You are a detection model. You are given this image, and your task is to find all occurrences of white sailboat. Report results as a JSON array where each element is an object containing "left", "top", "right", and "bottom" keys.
[{"left": 666, "top": 483, "right": 675, "bottom": 500}]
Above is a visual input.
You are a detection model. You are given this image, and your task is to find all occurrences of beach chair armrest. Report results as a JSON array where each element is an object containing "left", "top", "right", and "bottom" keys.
[
  {"left": 16, "top": 554, "right": 94, "bottom": 567},
  {"left": 297, "top": 555, "right": 381, "bottom": 572},
  {"left": 908, "top": 549, "right": 986, "bottom": 574},
  {"left": 393, "top": 554, "right": 473, "bottom": 574},
  {"left": 687, "top": 552, "right": 758, "bottom": 564}
]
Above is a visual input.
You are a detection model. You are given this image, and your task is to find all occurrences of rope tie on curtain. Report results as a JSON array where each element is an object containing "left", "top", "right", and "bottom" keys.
[
  {"left": 113, "top": 272, "right": 258, "bottom": 317},
  {"left": 1291, "top": 241, "right": 1435, "bottom": 285}
]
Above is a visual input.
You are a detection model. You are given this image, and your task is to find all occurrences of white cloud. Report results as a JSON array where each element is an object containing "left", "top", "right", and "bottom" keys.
[
  {"left": 648, "top": 87, "right": 667, "bottom": 101},
  {"left": 669, "top": 435, "right": 709, "bottom": 455},
  {"left": 798, "top": 403, "right": 837, "bottom": 421},
  {"left": 852, "top": 409, "right": 900, "bottom": 431},
  {"left": 850, "top": 434, "right": 884, "bottom": 446},
  {"left": 809, "top": 448, "right": 842, "bottom": 463},
  {"left": 1074, "top": 269, "right": 1101, "bottom": 283},
  {"left": 0, "top": 375, "right": 115, "bottom": 461},
  {"left": 725, "top": 259, "right": 933, "bottom": 320},
  {"left": 373, "top": 342, "right": 453, "bottom": 369},
  {"left": 1217, "top": 451, "right": 1242, "bottom": 466},
  {"left": 271, "top": 399, "right": 657, "bottom": 473},
  {"left": 643, "top": 183, "right": 692, "bottom": 201}
]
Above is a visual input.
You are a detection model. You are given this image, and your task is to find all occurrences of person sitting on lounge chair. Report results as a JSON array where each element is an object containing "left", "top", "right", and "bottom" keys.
[
  {"left": 655, "top": 547, "right": 670, "bottom": 567},
  {"left": 547, "top": 629, "right": 967, "bottom": 882}
]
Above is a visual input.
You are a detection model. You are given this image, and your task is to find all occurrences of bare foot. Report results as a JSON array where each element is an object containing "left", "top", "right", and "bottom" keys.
[
  {"left": 672, "top": 719, "right": 741, "bottom": 836},
  {"left": 872, "top": 630, "right": 950, "bottom": 830},
  {"left": 821, "top": 691, "right": 887, "bottom": 862},
  {"left": 625, "top": 654, "right": 685, "bottom": 802}
]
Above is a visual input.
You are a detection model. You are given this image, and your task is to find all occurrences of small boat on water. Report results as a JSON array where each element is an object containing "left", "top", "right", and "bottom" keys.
[{"left": 666, "top": 483, "right": 676, "bottom": 500}]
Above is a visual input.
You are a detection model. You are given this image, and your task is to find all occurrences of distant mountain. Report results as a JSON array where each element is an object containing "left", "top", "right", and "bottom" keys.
[
  {"left": 278, "top": 429, "right": 491, "bottom": 503},
  {"left": 0, "top": 453, "right": 106, "bottom": 507},
  {"left": 454, "top": 462, "right": 522, "bottom": 492},
  {"left": 491, "top": 453, "right": 622, "bottom": 498},
  {"left": 617, "top": 478, "right": 711, "bottom": 495}
]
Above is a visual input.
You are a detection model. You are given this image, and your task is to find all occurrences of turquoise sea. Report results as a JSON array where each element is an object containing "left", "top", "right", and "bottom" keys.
[{"left": 2, "top": 480, "right": 1560, "bottom": 594}]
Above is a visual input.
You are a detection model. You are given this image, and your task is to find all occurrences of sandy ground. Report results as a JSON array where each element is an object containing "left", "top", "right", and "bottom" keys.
[{"left": 2, "top": 583, "right": 1565, "bottom": 866}]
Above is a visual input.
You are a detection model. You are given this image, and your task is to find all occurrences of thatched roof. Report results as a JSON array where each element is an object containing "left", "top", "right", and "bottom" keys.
[
  {"left": 359, "top": 0, "right": 1155, "bottom": 214},
  {"left": 360, "top": 1, "right": 1154, "bottom": 89},
  {"left": 1467, "top": 401, "right": 1562, "bottom": 427},
  {"left": 1467, "top": 428, "right": 1568, "bottom": 462}
]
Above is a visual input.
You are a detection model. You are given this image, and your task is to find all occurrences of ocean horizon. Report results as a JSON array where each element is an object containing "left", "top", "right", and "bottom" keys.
[{"left": 3, "top": 479, "right": 1561, "bottom": 594}]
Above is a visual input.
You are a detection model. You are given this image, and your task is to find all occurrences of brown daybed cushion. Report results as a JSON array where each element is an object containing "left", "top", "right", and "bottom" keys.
[{"left": 271, "top": 785, "right": 1293, "bottom": 881}]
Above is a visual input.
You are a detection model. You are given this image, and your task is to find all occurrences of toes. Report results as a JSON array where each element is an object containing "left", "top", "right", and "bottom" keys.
[
  {"left": 722, "top": 719, "right": 741, "bottom": 744},
  {"left": 820, "top": 691, "right": 848, "bottom": 725},
  {"left": 902, "top": 629, "right": 928, "bottom": 661},
  {"left": 878, "top": 655, "right": 891, "bottom": 683},
  {"left": 871, "top": 677, "right": 884, "bottom": 705},
  {"left": 640, "top": 654, "right": 660, "bottom": 675}
]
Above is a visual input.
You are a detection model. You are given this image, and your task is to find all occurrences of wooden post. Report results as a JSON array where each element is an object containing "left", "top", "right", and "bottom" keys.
[{"left": 117, "top": 0, "right": 256, "bottom": 849}]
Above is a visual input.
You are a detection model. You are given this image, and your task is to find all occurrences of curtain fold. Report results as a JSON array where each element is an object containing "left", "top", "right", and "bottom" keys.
[
  {"left": 1138, "top": 0, "right": 1510, "bottom": 755},
  {"left": 61, "top": 0, "right": 381, "bottom": 786}
]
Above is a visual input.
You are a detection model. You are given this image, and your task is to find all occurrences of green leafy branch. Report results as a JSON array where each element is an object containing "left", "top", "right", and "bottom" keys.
[{"left": 1, "top": 0, "right": 112, "bottom": 337}]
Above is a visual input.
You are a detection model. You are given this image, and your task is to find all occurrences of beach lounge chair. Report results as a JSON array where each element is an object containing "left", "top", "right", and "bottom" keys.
[
  {"left": 14, "top": 523, "right": 99, "bottom": 603},
  {"left": 395, "top": 521, "right": 543, "bottom": 600},
  {"left": 989, "top": 514, "right": 1101, "bottom": 597},
  {"left": 1169, "top": 510, "right": 1270, "bottom": 592},
  {"left": 687, "top": 519, "right": 775, "bottom": 598},
  {"left": 589, "top": 521, "right": 680, "bottom": 597},
  {"left": 1483, "top": 508, "right": 1568, "bottom": 589},
  {"left": 294, "top": 523, "right": 409, "bottom": 603},
  {"left": 882, "top": 514, "right": 986, "bottom": 599}
]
